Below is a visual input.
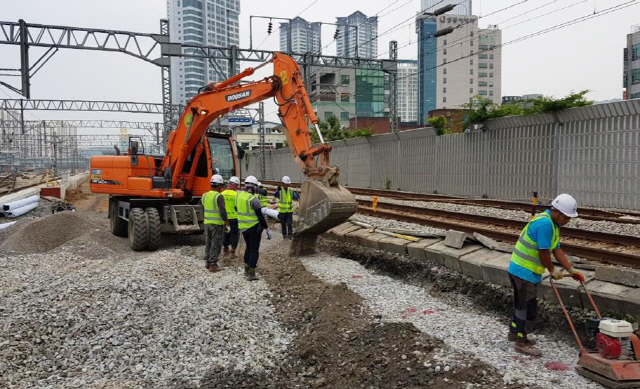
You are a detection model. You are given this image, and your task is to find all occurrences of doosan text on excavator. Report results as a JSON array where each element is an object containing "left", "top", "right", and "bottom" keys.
[{"left": 89, "top": 53, "right": 357, "bottom": 251}]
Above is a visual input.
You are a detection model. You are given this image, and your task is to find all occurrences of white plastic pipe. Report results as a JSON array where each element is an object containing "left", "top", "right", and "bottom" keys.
[
  {"left": 2, "top": 194, "right": 40, "bottom": 211},
  {"left": 261, "top": 207, "right": 280, "bottom": 220},
  {"left": 5, "top": 201, "right": 38, "bottom": 218},
  {"left": 0, "top": 221, "right": 17, "bottom": 229}
]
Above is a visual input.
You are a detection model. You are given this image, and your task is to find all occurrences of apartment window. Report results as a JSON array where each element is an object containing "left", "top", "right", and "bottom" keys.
[
  {"left": 470, "top": 59, "right": 473, "bottom": 65},
  {"left": 489, "top": 82, "right": 494, "bottom": 87},
  {"left": 479, "top": 72, "right": 488, "bottom": 78},
  {"left": 324, "top": 111, "right": 334, "bottom": 119},
  {"left": 443, "top": 87, "right": 447, "bottom": 93},
  {"left": 470, "top": 78, "right": 473, "bottom": 84},
  {"left": 470, "top": 40, "right": 474, "bottom": 46},
  {"left": 478, "top": 81, "right": 487, "bottom": 87},
  {"left": 470, "top": 50, "right": 474, "bottom": 55},
  {"left": 478, "top": 63, "right": 488, "bottom": 68},
  {"left": 470, "top": 31, "right": 474, "bottom": 37},
  {"left": 443, "top": 39, "right": 447, "bottom": 45},
  {"left": 470, "top": 69, "right": 473, "bottom": 75},
  {"left": 340, "top": 93, "right": 350, "bottom": 103},
  {"left": 479, "top": 44, "right": 488, "bottom": 50},
  {"left": 489, "top": 91, "right": 494, "bottom": 96},
  {"left": 341, "top": 75, "right": 350, "bottom": 85},
  {"left": 443, "top": 49, "right": 447, "bottom": 55},
  {"left": 479, "top": 90, "right": 488, "bottom": 96},
  {"left": 490, "top": 72, "right": 494, "bottom": 77},
  {"left": 470, "top": 88, "right": 473, "bottom": 94},
  {"left": 490, "top": 63, "right": 494, "bottom": 69},
  {"left": 443, "top": 58, "right": 447, "bottom": 64},
  {"left": 443, "top": 97, "right": 447, "bottom": 103},
  {"left": 443, "top": 68, "right": 447, "bottom": 74},
  {"left": 340, "top": 111, "right": 349, "bottom": 121},
  {"left": 479, "top": 54, "right": 488, "bottom": 59},
  {"left": 443, "top": 77, "right": 447, "bottom": 84},
  {"left": 490, "top": 54, "right": 494, "bottom": 59}
]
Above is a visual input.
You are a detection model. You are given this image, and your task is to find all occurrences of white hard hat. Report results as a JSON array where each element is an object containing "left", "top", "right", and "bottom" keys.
[
  {"left": 210, "top": 174, "right": 224, "bottom": 185},
  {"left": 244, "top": 175, "right": 259, "bottom": 186},
  {"left": 282, "top": 176, "right": 291, "bottom": 184},
  {"left": 229, "top": 176, "right": 240, "bottom": 185},
  {"left": 552, "top": 193, "right": 578, "bottom": 218}
]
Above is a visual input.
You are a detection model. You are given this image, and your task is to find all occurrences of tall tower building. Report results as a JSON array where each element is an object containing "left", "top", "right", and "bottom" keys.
[
  {"left": 336, "top": 11, "right": 378, "bottom": 58},
  {"left": 279, "top": 17, "right": 322, "bottom": 53},
  {"left": 624, "top": 24, "right": 640, "bottom": 99},
  {"left": 422, "top": 0, "right": 472, "bottom": 15},
  {"left": 416, "top": 13, "right": 501, "bottom": 124},
  {"left": 397, "top": 60, "right": 418, "bottom": 123},
  {"left": 167, "top": 0, "right": 241, "bottom": 107}
]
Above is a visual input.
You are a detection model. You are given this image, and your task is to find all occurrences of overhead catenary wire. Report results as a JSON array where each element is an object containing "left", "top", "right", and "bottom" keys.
[{"left": 395, "top": 0, "right": 640, "bottom": 83}]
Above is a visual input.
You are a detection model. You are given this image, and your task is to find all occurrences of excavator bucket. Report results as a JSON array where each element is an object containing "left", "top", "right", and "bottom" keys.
[{"left": 295, "top": 180, "right": 357, "bottom": 236}]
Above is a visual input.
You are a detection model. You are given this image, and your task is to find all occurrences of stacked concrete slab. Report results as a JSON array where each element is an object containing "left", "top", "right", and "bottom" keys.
[{"left": 325, "top": 223, "right": 640, "bottom": 321}]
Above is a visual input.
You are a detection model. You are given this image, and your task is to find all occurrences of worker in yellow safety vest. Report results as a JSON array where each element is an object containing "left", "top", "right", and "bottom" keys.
[
  {"left": 222, "top": 176, "right": 240, "bottom": 259},
  {"left": 236, "top": 175, "right": 271, "bottom": 281},
  {"left": 201, "top": 174, "right": 230, "bottom": 273},
  {"left": 257, "top": 182, "right": 269, "bottom": 207},
  {"left": 508, "top": 193, "right": 585, "bottom": 356},
  {"left": 274, "top": 175, "right": 298, "bottom": 239}
]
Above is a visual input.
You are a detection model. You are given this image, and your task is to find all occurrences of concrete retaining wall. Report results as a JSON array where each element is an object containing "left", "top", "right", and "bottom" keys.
[{"left": 325, "top": 223, "right": 640, "bottom": 321}]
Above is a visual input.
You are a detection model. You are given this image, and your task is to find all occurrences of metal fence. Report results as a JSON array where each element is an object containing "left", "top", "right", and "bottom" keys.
[{"left": 244, "top": 99, "right": 640, "bottom": 210}]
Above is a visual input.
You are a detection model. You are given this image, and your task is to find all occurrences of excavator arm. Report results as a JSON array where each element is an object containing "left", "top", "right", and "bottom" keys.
[{"left": 162, "top": 53, "right": 356, "bottom": 235}]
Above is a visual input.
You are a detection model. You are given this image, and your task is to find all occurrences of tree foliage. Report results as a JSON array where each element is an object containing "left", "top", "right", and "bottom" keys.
[
  {"left": 427, "top": 115, "right": 449, "bottom": 135},
  {"left": 311, "top": 118, "right": 372, "bottom": 143},
  {"left": 461, "top": 90, "right": 593, "bottom": 127}
]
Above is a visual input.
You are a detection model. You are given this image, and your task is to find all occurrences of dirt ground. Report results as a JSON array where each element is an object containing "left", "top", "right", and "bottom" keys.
[{"left": 3, "top": 188, "right": 535, "bottom": 388}]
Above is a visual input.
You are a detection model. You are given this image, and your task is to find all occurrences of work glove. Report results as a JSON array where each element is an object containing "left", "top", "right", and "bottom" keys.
[
  {"left": 568, "top": 268, "right": 585, "bottom": 283},
  {"left": 266, "top": 229, "right": 272, "bottom": 240},
  {"left": 224, "top": 224, "right": 231, "bottom": 234},
  {"left": 550, "top": 268, "right": 564, "bottom": 280}
]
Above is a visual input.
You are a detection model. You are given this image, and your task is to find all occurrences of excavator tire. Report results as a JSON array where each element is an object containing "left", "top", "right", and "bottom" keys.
[
  {"left": 145, "top": 207, "right": 162, "bottom": 251},
  {"left": 129, "top": 207, "right": 149, "bottom": 252},
  {"left": 109, "top": 199, "right": 127, "bottom": 237}
]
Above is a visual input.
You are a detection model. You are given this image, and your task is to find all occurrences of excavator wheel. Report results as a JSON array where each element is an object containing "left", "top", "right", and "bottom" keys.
[
  {"left": 145, "top": 207, "right": 162, "bottom": 251},
  {"left": 109, "top": 199, "right": 127, "bottom": 237},
  {"left": 128, "top": 207, "right": 149, "bottom": 252}
]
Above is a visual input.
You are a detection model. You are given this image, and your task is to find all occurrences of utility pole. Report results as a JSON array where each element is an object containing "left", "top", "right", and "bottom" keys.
[
  {"left": 258, "top": 102, "right": 266, "bottom": 180},
  {"left": 389, "top": 41, "right": 398, "bottom": 132}
]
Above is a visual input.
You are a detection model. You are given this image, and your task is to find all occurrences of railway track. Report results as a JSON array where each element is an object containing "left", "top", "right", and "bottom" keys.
[
  {"left": 261, "top": 179, "right": 640, "bottom": 268},
  {"left": 356, "top": 199, "right": 640, "bottom": 269},
  {"left": 260, "top": 180, "right": 640, "bottom": 224}
]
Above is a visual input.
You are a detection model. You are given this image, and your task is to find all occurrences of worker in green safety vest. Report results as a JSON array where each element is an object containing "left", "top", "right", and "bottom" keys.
[
  {"left": 201, "top": 174, "right": 230, "bottom": 273},
  {"left": 274, "top": 175, "right": 298, "bottom": 239},
  {"left": 257, "top": 182, "right": 269, "bottom": 207},
  {"left": 508, "top": 193, "right": 585, "bottom": 357},
  {"left": 236, "top": 175, "right": 271, "bottom": 281},
  {"left": 222, "top": 176, "right": 240, "bottom": 259}
]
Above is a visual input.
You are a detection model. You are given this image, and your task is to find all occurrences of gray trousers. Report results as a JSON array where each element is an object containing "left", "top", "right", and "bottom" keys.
[{"left": 204, "top": 224, "right": 224, "bottom": 265}]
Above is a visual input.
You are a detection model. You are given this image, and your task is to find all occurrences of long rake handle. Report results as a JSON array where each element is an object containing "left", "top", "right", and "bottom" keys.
[{"left": 551, "top": 278, "right": 586, "bottom": 354}]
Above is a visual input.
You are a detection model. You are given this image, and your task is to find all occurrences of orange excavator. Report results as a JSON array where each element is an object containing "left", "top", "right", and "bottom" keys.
[{"left": 90, "top": 53, "right": 356, "bottom": 251}]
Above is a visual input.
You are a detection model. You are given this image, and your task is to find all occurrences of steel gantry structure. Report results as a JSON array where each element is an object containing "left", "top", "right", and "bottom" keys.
[{"left": 0, "top": 19, "right": 398, "bottom": 134}]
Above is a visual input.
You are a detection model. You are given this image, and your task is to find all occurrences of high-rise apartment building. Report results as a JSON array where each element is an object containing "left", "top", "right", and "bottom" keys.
[
  {"left": 336, "top": 11, "right": 378, "bottom": 58},
  {"left": 397, "top": 60, "right": 418, "bottom": 123},
  {"left": 624, "top": 24, "right": 640, "bottom": 99},
  {"left": 416, "top": 13, "right": 501, "bottom": 124},
  {"left": 279, "top": 17, "right": 322, "bottom": 53},
  {"left": 167, "top": 0, "right": 241, "bottom": 107},
  {"left": 422, "top": 0, "right": 472, "bottom": 15}
]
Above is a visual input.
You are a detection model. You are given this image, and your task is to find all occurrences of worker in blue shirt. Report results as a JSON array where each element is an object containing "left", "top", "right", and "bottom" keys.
[
  {"left": 508, "top": 193, "right": 585, "bottom": 356},
  {"left": 274, "top": 175, "right": 298, "bottom": 239}
]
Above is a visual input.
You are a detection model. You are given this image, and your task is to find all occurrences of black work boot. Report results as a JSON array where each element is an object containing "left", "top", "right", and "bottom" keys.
[
  {"left": 244, "top": 264, "right": 250, "bottom": 277},
  {"left": 246, "top": 267, "right": 259, "bottom": 281}
]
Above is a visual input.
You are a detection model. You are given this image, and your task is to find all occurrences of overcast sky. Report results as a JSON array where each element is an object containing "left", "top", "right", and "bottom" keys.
[{"left": 1, "top": 0, "right": 639, "bottom": 136}]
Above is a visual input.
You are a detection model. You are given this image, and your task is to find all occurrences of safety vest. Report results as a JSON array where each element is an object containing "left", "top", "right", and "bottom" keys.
[
  {"left": 510, "top": 212, "right": 560, "bottom": 275},
  {"left": 221, "top": 189, "right": 238, "bottom": 220},
  {"left": 236, "top": 191, "right": 259, "bottom": 230},
  {"left": 278, "top": 188, "right": 293, "bottom": 213},
  {"left": 201, "top": 191, "right": 224, "bottom": 226},
  {"left": 259, "top": 191, "right": 268, "bottom": 207}
]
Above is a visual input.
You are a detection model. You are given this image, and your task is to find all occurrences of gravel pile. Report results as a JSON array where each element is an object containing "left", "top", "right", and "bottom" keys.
[
  {"left": 300, "top": 254, "right": 604, "bottom": 389},
  {"left": 357, "top": 195, "right": 640, "bottom": 237},
  {"left": 0, "top": 247, "right": 293, "bottom": 388}
]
